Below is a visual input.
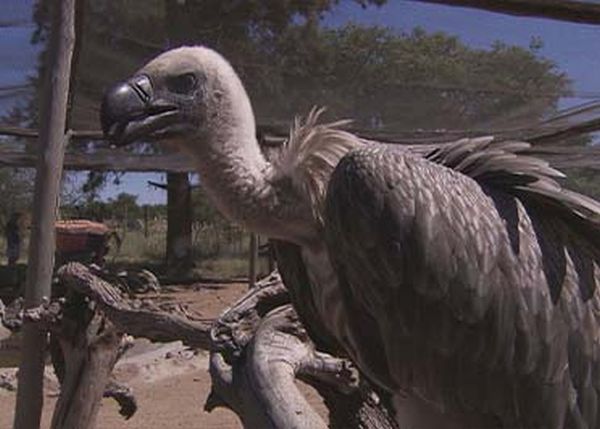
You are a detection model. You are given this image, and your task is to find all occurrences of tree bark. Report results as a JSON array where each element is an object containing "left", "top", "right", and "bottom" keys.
[
  {"left": 49, "top": 319, "right": 129, "bottom": 429},
  {"left": 17, "top": 281, "right": 136, "bottom": 429},
  {"left": 13, "top": 1, "right": 77, "bottom": 428}
]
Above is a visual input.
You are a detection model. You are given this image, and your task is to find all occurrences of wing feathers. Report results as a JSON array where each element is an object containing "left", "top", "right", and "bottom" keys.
[{"left": 325, "top": 142, "right": 600, "bottom": 427}]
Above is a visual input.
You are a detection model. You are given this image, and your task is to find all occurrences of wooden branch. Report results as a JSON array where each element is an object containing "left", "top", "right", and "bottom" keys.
[
  {"left": 147, "top": 180, "right": 168, "bottom": 190},
  {"left": 0, "top": 149, "right": 193, "bottom": 173},
  {"left": 49, "top": 319, "right": 129, "bottom": 429},
  {"left": 416, "top": 0, "right": 600, "bottom": 24},
  {"left": 210, "top": 271, "right": 290, "bottom": 358},
  {"left": 56, "top": 263, "right": 213, "bottom": 349},
  {"left": 208, "top": 305, "right": 329, "bottom": 429},
  {"left": 209, "top": 272, "right": 398, "bottom": 429},
  {"left": 19, "top": 293, "right": 135, "bottom": 429}
]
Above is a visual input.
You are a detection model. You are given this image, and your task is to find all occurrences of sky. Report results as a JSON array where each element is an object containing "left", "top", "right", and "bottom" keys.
[{"left": 1, "top": 0, "right": 600, "bottom": 205}]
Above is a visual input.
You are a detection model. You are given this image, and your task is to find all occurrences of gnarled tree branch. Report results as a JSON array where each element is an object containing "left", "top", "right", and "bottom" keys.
[{"left": 49, "top": 263, "right": 398, "bottom": 428}]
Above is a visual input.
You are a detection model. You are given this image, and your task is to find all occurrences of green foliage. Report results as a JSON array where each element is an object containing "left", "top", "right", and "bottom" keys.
[
  {"left": 69, "top": 0, "right": 569, "bottom": 133},
  {"left": 0, "top": 1, "right": 583, "bottom": 277},
  {"left": 192, "top": 186, "right": 227, "bottom": 226},
  {"left": 0, "top": 168, "right": 34, "bottom": 223},
  {"left": 249, "top": 26, "right": 569, "bottom": 130},
  {"left": 61, "top": 192, "right": 155, "bottom": 222}
]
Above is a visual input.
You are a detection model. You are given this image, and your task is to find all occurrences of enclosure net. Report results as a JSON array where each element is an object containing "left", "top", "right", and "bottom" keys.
[{"left": 0, "top": 0, "right": 599, "bottom": 277}]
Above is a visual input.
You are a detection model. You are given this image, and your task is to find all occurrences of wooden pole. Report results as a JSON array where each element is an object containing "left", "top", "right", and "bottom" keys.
[
  {"left": 249, "top": 234, "right": 258, "bottom": 288},
  {"left": 165, "top": 0, "right": 194, "bottom": 275},
  {"left": 166, "top": 173, "right": 193, "bottom": 272},
  {"left": 13, "top": 1, "right": 77, "bottom": 428},
  {"left": 144, "top": 205, "right": 149, "bottom": 238},
  {"left": 416, "top": 0, "right": 600, "bottom": 25}
]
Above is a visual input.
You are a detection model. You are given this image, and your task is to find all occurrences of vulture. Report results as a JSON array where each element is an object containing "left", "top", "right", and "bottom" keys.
[{"left": 101, "top": 46, "right": 600, "bottom": 428}]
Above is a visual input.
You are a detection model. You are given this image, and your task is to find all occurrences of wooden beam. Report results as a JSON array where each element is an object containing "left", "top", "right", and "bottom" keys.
[
  {"left": 416, "top": 0, "right": 600, "bottom": 25},
  {"left": 0, "top": 149, "right": 194, "bottom": 172},
  {"left": 14, "top": 1, "right": 77, "bottom": 428},
  {"left": 0, "top": 125, "right": 102, "bottom": 140},
  {"left": 2, "top": 143, "right": 600, "bottom": 172}
]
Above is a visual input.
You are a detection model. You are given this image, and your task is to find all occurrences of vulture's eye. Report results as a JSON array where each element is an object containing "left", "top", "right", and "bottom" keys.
[{"left": 166, "top": 73, "right": 197, "bottom": 95}]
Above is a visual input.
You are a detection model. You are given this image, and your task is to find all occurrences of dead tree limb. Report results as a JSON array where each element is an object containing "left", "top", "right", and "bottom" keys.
[
  {"left": 18, "top": 294, "right": 134, "bottom": 429},
  {"left": 210, "top": 271, "right": 396, "bottom": 428},
  {"left": 56, "top": 263, "right": 213, "bottom": 349},
  {"left": 49, "top": 319, "right": 130, "bottom": 429},
  {"left": 55, "top": 263, "right": 398, "bottom": 428}
]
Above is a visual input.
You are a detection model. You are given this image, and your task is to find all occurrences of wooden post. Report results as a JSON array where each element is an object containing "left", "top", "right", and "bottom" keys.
[
  {"left": 166, "top": 173, "right": 193, "bottom": 272},
  {"left": 164, "top": 1, "right": 195, "bottom": 275},
  {"left": 249, "top": 233, "right": 258, "bottom": 288},
  {"left": 416, "top": 0, "right": 600, "bottom": 24},
  {"left": 143, "top": 205, "right": 149, "bottom": 238},
  {"left": 13, "top": 1, "right": 77, "bottom": 428}
]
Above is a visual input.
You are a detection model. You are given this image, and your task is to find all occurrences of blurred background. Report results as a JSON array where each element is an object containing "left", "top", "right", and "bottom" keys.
[{"left": 1, "top": 0, "right": 599, "bottom": 284}]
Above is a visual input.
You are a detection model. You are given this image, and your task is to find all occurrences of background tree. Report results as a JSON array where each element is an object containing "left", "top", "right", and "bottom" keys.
[{"left": 4, "top": 0, "right": 590, "bottom": 268}]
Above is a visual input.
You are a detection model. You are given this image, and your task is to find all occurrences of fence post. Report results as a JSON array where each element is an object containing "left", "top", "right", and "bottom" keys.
[
  {"left": 144, "top": 205, "right": 149, "bottom": 238},
  {"left": 13, "top": 1, "right": 77, "bottom": 428}
]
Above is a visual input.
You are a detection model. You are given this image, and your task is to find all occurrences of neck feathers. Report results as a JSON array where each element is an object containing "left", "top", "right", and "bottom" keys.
[
  {"left": 183, "top": 53, "right": 363, "bottom": 243},
  {"left": 273, "top": 107, "right": 365, "bottom": 224}
]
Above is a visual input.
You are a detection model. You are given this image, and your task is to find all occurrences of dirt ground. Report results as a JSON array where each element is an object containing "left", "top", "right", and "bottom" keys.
[{"left": 0, "top": 281, "right": 327, "bottom": 428}]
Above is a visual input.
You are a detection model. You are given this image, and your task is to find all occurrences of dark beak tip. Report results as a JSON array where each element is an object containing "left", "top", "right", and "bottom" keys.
[{"left": 99, "top": 75, "right": 153, "bottom": 143}]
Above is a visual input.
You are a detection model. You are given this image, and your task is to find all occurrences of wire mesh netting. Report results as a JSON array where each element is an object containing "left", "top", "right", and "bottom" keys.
[{"left": 0, "top": 0, "right": 599, "bottom": 278}]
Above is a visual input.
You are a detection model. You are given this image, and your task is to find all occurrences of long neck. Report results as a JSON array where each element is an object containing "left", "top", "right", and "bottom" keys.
[{"left": 180, "top": 72, "right": 316, "bottom": 244}]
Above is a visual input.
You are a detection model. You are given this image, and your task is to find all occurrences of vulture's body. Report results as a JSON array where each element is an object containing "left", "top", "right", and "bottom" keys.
[{"left": 101, "top": 46, "right": 600, "bottom": 428}]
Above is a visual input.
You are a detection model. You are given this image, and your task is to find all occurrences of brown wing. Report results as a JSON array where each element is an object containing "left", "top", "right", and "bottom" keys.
[{"left": 324, "top": 140, "right": 600, "bottom": 428}]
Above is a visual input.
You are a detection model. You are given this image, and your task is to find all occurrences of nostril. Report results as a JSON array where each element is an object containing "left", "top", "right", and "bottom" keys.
[
  {"left": 100, "top": 76, "right": 153, "bottom": 136},
  {"left": 130, "top": 75, "right": 153, "bottom": 103}
]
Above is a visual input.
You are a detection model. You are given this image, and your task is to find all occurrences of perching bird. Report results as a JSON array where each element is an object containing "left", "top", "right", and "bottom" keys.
[{"left": 101, "top": 46, "right": 600, "bottom": 428}]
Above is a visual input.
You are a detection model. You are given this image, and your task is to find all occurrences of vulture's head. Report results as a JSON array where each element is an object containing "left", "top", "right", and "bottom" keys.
[{"left": 101, "top": 46, "right": 256, "bottom": 151}]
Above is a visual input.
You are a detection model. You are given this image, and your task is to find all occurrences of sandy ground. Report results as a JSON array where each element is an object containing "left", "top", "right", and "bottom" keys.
[{"left": 0, "top": 281, "right": 326, "bottom": 428}]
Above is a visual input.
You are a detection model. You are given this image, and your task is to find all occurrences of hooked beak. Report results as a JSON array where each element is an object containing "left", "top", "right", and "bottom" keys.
[{"left": 100, "top": 75, "right": 178, "bottom": 146}]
